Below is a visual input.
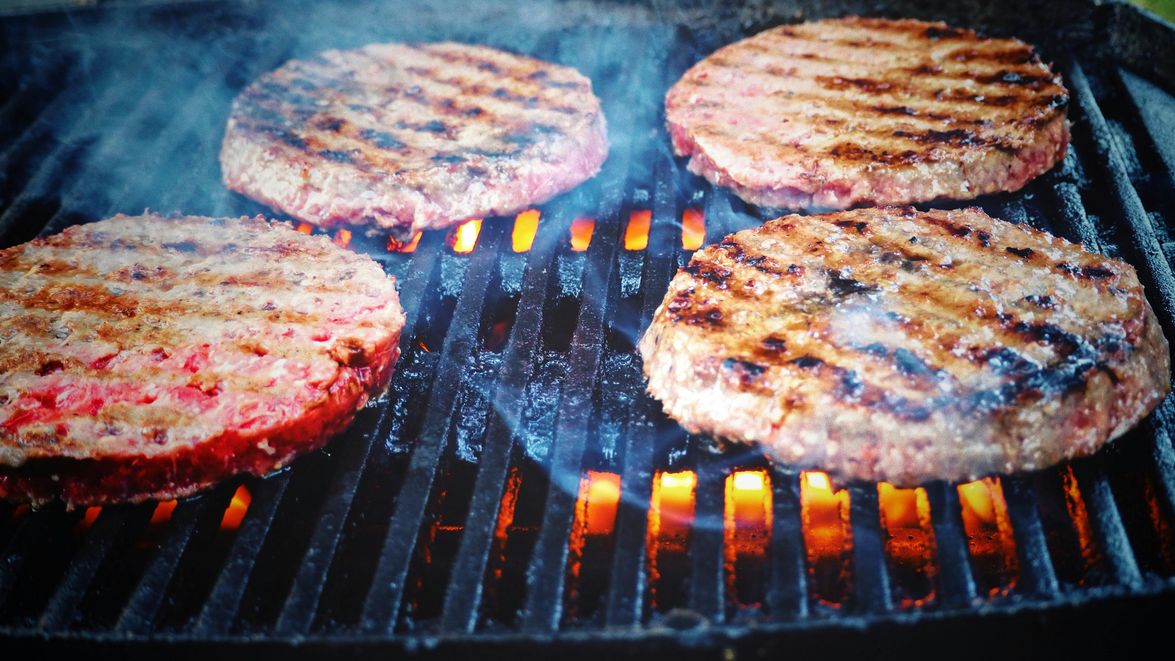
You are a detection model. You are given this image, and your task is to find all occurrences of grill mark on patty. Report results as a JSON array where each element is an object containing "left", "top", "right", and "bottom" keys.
[{"left": 231, "top": 43, "right": 594, "bottom": 179}]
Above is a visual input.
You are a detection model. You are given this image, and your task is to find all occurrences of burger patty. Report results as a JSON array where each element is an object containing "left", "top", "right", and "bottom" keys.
[
  {"left": 221, "top": 41, "right": 609, "bottom": 239},
  {"left": 639, "top": 207, "right": 1169, "bottom": 485},
  {"left": 0, "top": 213, "right": 406, "bottom": 507},
  {"left": 665, "top": 17, "right": 1070, "bottom": 210}
]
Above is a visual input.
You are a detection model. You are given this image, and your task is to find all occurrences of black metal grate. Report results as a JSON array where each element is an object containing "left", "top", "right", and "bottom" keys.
[{"left": 2, "top": 0, "right": 1175, "bottom": 656}]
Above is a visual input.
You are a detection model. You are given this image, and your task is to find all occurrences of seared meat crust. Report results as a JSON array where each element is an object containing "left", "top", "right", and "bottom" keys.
[
  {"left": 221, "top": 42, "right": 608, "bottom": 239},
  {"left": 666, "top": 17, "right": 1070, "bottom": 210},
  {"left": 0, "top": 213, "right": 405, "bottom": 507},
  {"left": 639, "top": 207, "right": 1169, "bottom": 484}
]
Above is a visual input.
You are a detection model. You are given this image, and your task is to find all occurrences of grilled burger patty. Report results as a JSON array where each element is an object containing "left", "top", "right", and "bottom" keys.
[
  {"left": 0, "top": 213, "right": 405, "bottom": 507},
  {"left": 221, "top": 42, "right": 609, "bottom": 239},
  {"left": 665, "top": 17, "right": 1069, "bottom": 210},
  {"left": 639, "top": 207, "right": 1169, "bottom": 485}
]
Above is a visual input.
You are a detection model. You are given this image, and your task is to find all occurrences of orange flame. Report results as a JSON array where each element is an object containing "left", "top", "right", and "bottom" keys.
[
  {"left": 77, "top": 506, "right": 102, "bottom": 532},
  {"left": 450, "top": 219, "right": 482, "bottom": 254},
  {"left": 800, "top": 471, "right": 853, "bottom": 607},
  {"left": 150, "top": 499, "right": 178, "bottom": 527},
  {"left": 416, "top": 339, "right": 431, "bottom": 353},
  {"left": 878, "top": 483, "right": 937, "bottom": 607},
  {"left": 957, "top": 478, "right": 1018, "bottom": 596},
  {"left": 388, "top": 232, "right": 422, "bottom": 253},
  {"left": 578, "top": 471, "right": 621, "bottom": 536},
  {"left": 682, "top": 208, "right": 705, "bottom": 250},
  {"left": 725, "top": 470, "right": 772, "bottom": 606},
  {"left": 570, "top": 217, "right": 595, "bottom": 252},
  {"left": 333, "top": 228, "right": 352, "bottom": 248},
  {"left": 219, "top": 485, "right": 252, "bottom": 532},
  {"left": 647, "top": 470, "right": 697, "bottom": 611},
  {"left": 512, "top": 209, "right": 540, "bottom": 253},
  {"left": 296, "top": 222, "right": 314, "bottom": 235},
  {"left": 624, "top": 210, "right": 651, "bottom": 251}
]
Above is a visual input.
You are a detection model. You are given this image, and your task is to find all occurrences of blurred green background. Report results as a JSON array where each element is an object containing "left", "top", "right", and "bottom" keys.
[{"left": 1134, "top": 0, "right": 1175, "bottom": 21}]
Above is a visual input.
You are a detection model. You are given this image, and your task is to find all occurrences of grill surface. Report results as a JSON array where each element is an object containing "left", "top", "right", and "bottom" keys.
[{"left": 2, "top": 0, "right": 1175, "bottom": 657}]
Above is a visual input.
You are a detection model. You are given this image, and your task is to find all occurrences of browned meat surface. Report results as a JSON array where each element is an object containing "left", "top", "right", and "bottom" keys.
[
  {"left": 0, "top": 213, "right": 405, "bottom": 507},
  {"left": 221, "top": 41, "right": 609, "bottom": 239},
  {"left": 639, "top": 207, "right": 1169, "bottom": 484},
  {"left": 666, "top": 17, "right": 1069, "bottom": 210}
]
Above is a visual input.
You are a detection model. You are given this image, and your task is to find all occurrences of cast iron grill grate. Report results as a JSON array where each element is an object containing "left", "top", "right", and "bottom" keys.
[{"left": 1, "top": 0, "right": 1174, "bottom": 656}]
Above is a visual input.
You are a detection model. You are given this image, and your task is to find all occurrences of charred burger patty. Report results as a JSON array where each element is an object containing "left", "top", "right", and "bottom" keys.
[
  {"left": 221, "top": 41, "right": 609, "bottom": 239},
  {"left": 0, "top": 213, "right": 405, "bottom": 507},
  {"left": 639, "top": 207, "right": 1169, "bottom": 484},
  {"left": 665, "top": 17, "right": 1070, "bottom": 210}
]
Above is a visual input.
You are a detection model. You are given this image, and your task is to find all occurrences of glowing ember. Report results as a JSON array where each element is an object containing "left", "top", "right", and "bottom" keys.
[
  {"left": 878, "top": 483, "right": 937, "bottom": 607},
  {"left": 219, "top": 485, "right": 252, "bottom": 532},
  {"left": 725, "top": 469, "right": 772, "bottom": 606},
  {"left": 624, "top": 210, "right": 652, "bottom": 251},
  {"left": 578, "top": 471, "right": 621, "bottom": 536},
  {"left": 296, "top": 222, "right": 314, "bottom": 235},
  {"left": 149, "top": 499, "right": 178, "bottom": 527},
  {"left": 512, "top": 209, "right": 540, "bottom": 253},
  {"left": 450, "top": 219, "right": 482, "bottom": 253},
  {"left": 416, "top": 339, "right": 431, "bottom": 353},
  {"left": 333, "top": 228, "right": 352, "bottom": 248},
  {"left": 388, "top": 232, "right": 423, "bottom": 253},
  {"left": 647, "top": 470, "right": 697, "bottom": 611},
  {"left": 78, "top": 506, "right": 102, "bottom": 532},
  {"left": 570, "top": 217, "right": 595, "bottom": 252},
  {"left": 681, "top": 207, "right": 705, "bottom": 250},
  {"left": 957, "top": 477, "right": 1018, "bottom": 596},
  {"left": 800, "top": 471, "right": 853, "bottom": 607}
]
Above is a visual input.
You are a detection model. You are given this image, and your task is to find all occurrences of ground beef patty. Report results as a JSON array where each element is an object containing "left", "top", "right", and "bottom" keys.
[
  {"left": 0, "top": 213, "right": 405, "bottom": 507},
  {"left": 639, "top": 207, "right": 1169, "bottom": 485},
  {"left": 665, "top": 17, "right": 1069, "bottom": 211},
  {"left": 221, "top": 41, "right": 609, "bottom": 239}
]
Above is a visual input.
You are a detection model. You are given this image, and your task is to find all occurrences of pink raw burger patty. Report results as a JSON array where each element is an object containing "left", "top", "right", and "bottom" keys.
[
  {"left": 220, "top": 41, "right": 609, "bottom": 239},
  {"left": 0, "top": 213, "right": 405, "bottom": 507},
  {"left": 666, "top": 16, "right": 1070, "bottom": 210}
]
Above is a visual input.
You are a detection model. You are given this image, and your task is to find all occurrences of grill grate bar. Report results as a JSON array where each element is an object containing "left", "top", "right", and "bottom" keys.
[
  {"left": 1001, "top": 476, "right": 1061, "bottom": 598},
  {"left": 36, "top": 507, "right": 136, "bottom": 631},
  {"left": 766, "top": 466, "right": 808, "bottom": 619},
  {"left": 435, "top": 201, "right": 568, "bottom": 634},
  {"left": 602, "top": 154, "right": 681, "bottom": 627},
  {"left": 114, "top": 495, "right": 226, "bottom": 634},
  {"left": 924, "top": 482, "right": 979, "bottom": 609},
  {"left": 0, "top": 507, "right": 75, "bottom": 614},
  {"left": 517, "top": 27, "right": 664, "bottom": 632},
  {"left": 1067, "top": 62, "right": 1175, "bottom": 336},
  {"left": 360, "top": 222, "right": 510, "bottom": 633},
  {"left": 271, "top": 404, "right": 391, "bottom": 636},
  {"left": 687, "top": 447, "right": 727, "bottom": 622},
  {"left": 36, "top": 66, "right": 208, "bottom": 238},
  {"left": 517, "top": 179, "right": 625, "bottom": 635},
  {"left": 191, "top": 472, "right": 291, "bottom": 635},
  {"left": 1071, "top": 464, "right": 1144, "bottom": 589},
  {"left": 1149, "top": 402, "right": 1175, "bottom": 520},
  {"left": 0, "top": 55, "right": 155, "bottom": 243},
  {"left": 848, "top": 486, "right": 893, "bottom": 613},
  {"left": 284, "top": 230, "right": 446, "bottom": 634}
]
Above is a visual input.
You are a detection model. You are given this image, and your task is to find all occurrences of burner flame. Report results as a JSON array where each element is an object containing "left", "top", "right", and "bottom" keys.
[
  {"left": 512, "top": 209, "right": 540, "bottom": 253},
  {"left": 333, "top": 228, "right": 352, "bottom": 248},
  {"left": 682, "top": 207, "right": 705, "bottom": 250},
  {"left": 624, "top": 210, "right": 651, "bottom": 251},
  {"left": 800, "top": 471, "right": 853, "bottom": 607},
  {"left": 219, "top": 485, "right": 252, "bottom": 532},
  {"left": 450, "top": 219, "right": 483, "bottom": 254},
  {"left": 295, "top": 222, "right": 314, "bottom": 235},
  {"left": 957, "top": 477, "right": 1018, "bottom": 596},
  {"left": 150, "top": 499, "right": 178, "bottom": 526},
  {"left": 570, "top": 217, "right": 595, "bottom": 252},
  {"left": 725, "top": 469, "right": 772, "bottom": 606},
  {"left": 388, "top": 232, "right": 422, "bottom": 253}
]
